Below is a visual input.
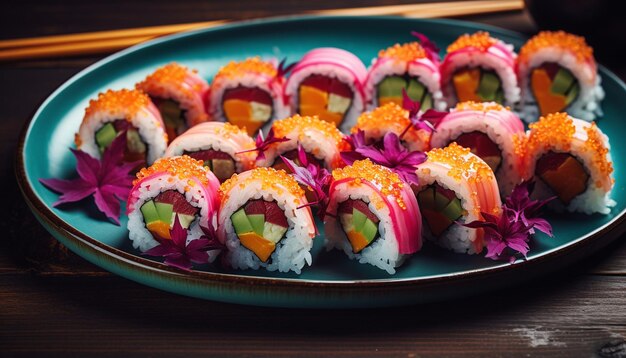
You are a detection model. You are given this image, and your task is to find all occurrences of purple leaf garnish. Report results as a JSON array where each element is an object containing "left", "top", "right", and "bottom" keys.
[
  {"left": 461, "top": 180, "right": 555, "bottom": 262},
  {"left": 143, "top": 215, "right": 222, "bottom": 271},
  {"left": 276, "top": 57, "right": 297, "bottom": 79},
  {"left": 400, "top": 89, "right": 447, "bottom": 137},
  {"left": 39, "top": 132, "right": 140, "bottom": 225},
  {"left": 280, "top": 144, "right": 331, "bottom": 220},
  {"left": 341, "top": 132, "right": 426, "bottom": 186},
  {"left": 237, "top": 128, "right": 289, "bottom": 162},
  {"left": 411, "top": 31, "right": 441, "bottom": 62}
]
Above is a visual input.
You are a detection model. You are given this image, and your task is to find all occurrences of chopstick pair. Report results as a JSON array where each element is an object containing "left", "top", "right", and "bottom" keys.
[{"left": 0, "top": 0, "right": 523, "bottom": 61}]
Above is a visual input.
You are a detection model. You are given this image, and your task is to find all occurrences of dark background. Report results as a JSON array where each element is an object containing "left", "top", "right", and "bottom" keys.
[{"left": 1, "top": 1, "right": 625, "bottom": 356}]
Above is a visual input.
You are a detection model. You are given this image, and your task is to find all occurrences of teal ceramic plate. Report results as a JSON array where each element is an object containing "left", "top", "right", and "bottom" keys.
[{"left": 16, "top": 16, "right": 626, "bottom": 308}]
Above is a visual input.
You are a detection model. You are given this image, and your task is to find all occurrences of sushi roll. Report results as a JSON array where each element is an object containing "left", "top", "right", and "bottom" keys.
[
  {"left": 430, "top": 101, "right": 526, "bottom": 195},
  {"left": 208, "top": 57, "right": 290, "bottom": 136},
  {"left": 518, "top": 31, "right": 604, "bottom": 122},
  {"left": 127, "top": 156, "right": 221, "bottom": 253},
  {"left": 136, "top": 62, "right": 210, "bottom": 140},
  {"left": 364, "top": 41, "right": 446, "bottom": 111},
  {"left": 256, "top": 114, "right": 347, "bottom": 171},
  {"left": 351, "top": 102, "right": 431, "bottom": 152},
  {"left": 284, "top": 48, "right": 368, "bottom": 132},
  {"left": 164, "top": 122, "right": 256, "bottom": 183},
  {"left": 75, "top": 89, "right": 167, "bottom": 167},
  {"left": 325, "top": 159, "right": 422, "bottom": 274},
  {"left": 415, "top": 143, "right": 502, "bottom": 254},
  {"left": 440, "top": 31, "right": 520, "bottom": 107},
  {"left": 524, "top": 112, "right": 615, "bottom": 214},
  {"left": 218, "top": 167, "right": 316, "bottom": 273}
]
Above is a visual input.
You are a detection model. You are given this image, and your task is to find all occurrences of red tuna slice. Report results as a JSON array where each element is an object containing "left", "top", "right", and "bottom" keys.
[
  {"left": 244, "top": 199, "right": 267, "bottom": 215},
  {"left": 337, "top": 199, "right": 379, "bottom": 223},
  {"left": 222, "top": 86, "right": 273, "bottom": 106},
  {"left": 185, "top": 149, "right": 233, "bottom": 161},
  {"left": 455, "top": 131, "right": 501, "bottom": 158},
  {"left": 535, "top": 151, "right": 571, "bottom": 175},
  {"left": 300, "top": 74, "right": 353, "bottom": 98},
  {"left": 264, "top": 200, "right": 289, "bottom": 228},
  {"left": 434, "top": 185, "right": 458, "bottom": 202},
  {"left": 154, "top": 190, "right": 199, "bottom": 216}
]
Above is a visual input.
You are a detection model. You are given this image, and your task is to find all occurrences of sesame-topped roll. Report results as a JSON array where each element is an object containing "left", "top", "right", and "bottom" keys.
[
  {"left": 325, "top": 159, "right": 422, "bottom": 274},
  {"left": 127, "top": 156, "right": 220, "bottom": 253},
  {"left": 257, "top": 115, "right": 347, "bottom": 171},
  {"left": 440, "top": 32, "right": 520, "bottom": 107},
  {"left": 164, "top": 122, "right": 256, "bottom": 183},
  {"left": 208, "top": 57, "right": 290, "bottom": 136},
  {"left": 75, "top": 89, "right": 167, "bottom": 167},
  {"left": 430, "top": 101, "right": 526, "bottom": 195},
  {"left": 136, "top": 63, "right": 210, "bottom": 140},
  {"left": 218, "top": 167, "right": 316, "bottom": 274},
  {"left": 518, "top": 31, "right": 604, "bottom": 122},
  {"left": 285, "top": 48, "right": 368, "bottom": 132},
  {"left": 351, "top": 102, "right": 431, "bottom": 152},
  {"left": 523, "top": 112, "right": 615, "bottom": 214},
  {"left": 364, "top": 42, "right": 446, "bottom": 111},
  {"left": 415, "top": 143, "right": 502, "bottom": 254}
]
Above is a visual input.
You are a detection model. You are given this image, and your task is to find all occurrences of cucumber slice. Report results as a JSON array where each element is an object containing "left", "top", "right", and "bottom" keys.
[
  {"left": 352, "top": 209, "right": 367, "bottom": 233},
  {"left": 477, "top": 71, "right": 501, "bottom": 101},
  {"left": 231, "top": 208, "right": 253, "bottom": 235},
  {"left": 155, "top": 202, "right": 173, "bottom": 224},
  {"left": 177, "top": 213, "right": 196, "bottom": 229},
  {"left": 95, "top": 123, "right": 117, "bottom": 150},
  {"left": 361, "top": 219, "right": 379, "bottom": 243},
  {"left": 248, "top": 214, "right": 265, "bottom": 237},
  {"left": 565, "top": 82, "right": 580, "bottom": 105},
  {"left": 406, "top": 78, "right": 426, "bottom": 102},
  {"left": 140, "top": 200, "right": 159, "bottom": 224},
  {"left": 377, "top": 76, "right": 406, "bottom": 98},
  {"left": 550, "top": 68, "right": 575, "bottom": 95},
  {"left": 421, "top": 93, "right": 433, "bottom": 110}
]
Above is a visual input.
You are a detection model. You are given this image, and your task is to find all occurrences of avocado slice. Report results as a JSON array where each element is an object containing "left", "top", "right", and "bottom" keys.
[
  {"left": 339, "top": 213, "right": 355, "bottom": 233},
  {"left": 494, "top": 89, "right": 505, "bottom": 104},
  {"left": 406, "top": 78, "right": 426, "bottom": 102},
  {"left": 140, "top": 200, "right": 159, "bottom": 224},
  {"left": 417, "top": 186, "right": 436, "bottom": 209},
  {"left": 231, "top": 208, "right": 253, "bottom": 235},
  {"left": 440, "top": 198, "right": 463, "bottom": 221},
  {"left": 177, "top": 213, "right": 196, "bottom": 229},
  {"left": 550, "top": 67, "right": 575, "bottom": 95},
  {"left": 361, "top": 218, "right": 379, "bottom": 243},
  {"left": 95, "top": 123, "right": 117, "bottom": 151},
  {"left": 377, "top": 76, "right": 406, "bottom": 98},
  {"left": 263, "top": 222, "right": 288, "bottom": 243},
  {"left": 565, "top": 82, "right": 580, "bottom": 105},
  {"left": 477, "top": 71, "right": 501, "bottom": 101},
  {"left": 434, "top": 190, "right": 452, "bottom": 211},
  {"left": 126, "top": 129, "right": 146, "bottom": 154},
  {"left": 352, "top": 209, "right": 367, "bottom": 233},
  {"left": 155, "top": 202, "right": 173, "bottom": 224},
  {"left": 421, "top": 93, "right": 433, "bottom": 110},
  {"left": 248, "top": 214, "right": 265, "bottom": 237}
]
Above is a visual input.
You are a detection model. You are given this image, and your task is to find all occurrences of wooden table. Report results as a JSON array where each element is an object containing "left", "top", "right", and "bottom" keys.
[{"left": 1, "top": 2, "right": 625, "bottom": 356}]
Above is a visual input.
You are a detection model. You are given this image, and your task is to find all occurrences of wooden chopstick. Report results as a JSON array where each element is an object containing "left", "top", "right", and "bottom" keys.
[{"left": 0, "top": 0, "right": 523, "bottom": 61}]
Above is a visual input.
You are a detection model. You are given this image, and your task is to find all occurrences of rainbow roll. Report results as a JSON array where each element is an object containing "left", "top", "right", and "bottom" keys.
[
  {"left": 136, "top": 63, "right": 210, "bottom": 140},
  {"left": 218, "top": 168, "right": 316, "bottom": 273},
  {"left": 351, "top": 102, "right": 431, "bottom": 152},
  {"left": 430, "top": 101, "right": 526, "bottom": 195},
  {"left": 208, "top": 57, "right": 290, "bottom": 136},
  {"left": 518, "top": 31, "right": 604, "bottom": 122},
  {"left": 127, "top": 156, "right": 220, "bottom": 253},
  {"left": 164, "top": 122, "right": 256, "bottom": 182},
  {"left": 75, "top": 89, "right": 167, "bottom": 167},
  {"left": 415, "top": 143, "right": 502, "bottom": 254},
  {"left": 364, "top": 41, "right": 446, "bottom": 111},
  {"left": 284, "top": 48, "right": 368, "bottom": 132},
  {"left": 256, "top": 115, "right": 347, "bottom": 171},
  {"left": 440, "top": 32, "right": 519, "bottom": 107},
  {"left": 524, "top": 112, "right": 615, "bottom": 214},
  {"left": 325, "top": 159, "right": 422, "bottom": 274}
]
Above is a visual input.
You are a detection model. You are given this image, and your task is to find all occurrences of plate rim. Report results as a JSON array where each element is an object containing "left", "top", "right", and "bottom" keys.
[{"left": 15, "top": 15, "right": 626, "bottom": 292}]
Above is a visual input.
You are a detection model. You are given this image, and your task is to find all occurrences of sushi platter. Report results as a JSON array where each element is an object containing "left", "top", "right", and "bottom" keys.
[{"left": 16, "top": 16, "right": 625, "bottom": 308}]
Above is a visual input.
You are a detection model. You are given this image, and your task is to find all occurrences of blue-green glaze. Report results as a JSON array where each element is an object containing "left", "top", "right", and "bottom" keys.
[{"left": 17, "top": 16, "right": 626, "bottom": 308}]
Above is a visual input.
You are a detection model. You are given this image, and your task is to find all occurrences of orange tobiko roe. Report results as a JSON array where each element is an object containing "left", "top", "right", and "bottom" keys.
[
  {"left": 447, "top": 31, "right": 497, "bottom": 53},
  {"left": 219, "top": 167, "right": 305, "bottom": 204},
  {"left": 518, "top": 31, "right": 595, "bottom": 66},
  {"left": 378, "top": 42, "right": 428, "bottom": 62},
  {"left": 134, "top": 155, "right": 209, "bottom": 187},
  {"left": 84, "top": 89, "right": 150, "bottom": 119}
]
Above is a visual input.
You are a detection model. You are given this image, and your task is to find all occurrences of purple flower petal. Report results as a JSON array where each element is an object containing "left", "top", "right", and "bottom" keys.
[
  {"left": 93, "top": 188, "right": 122, "bottom": 225},
  {"left": 70, "top": 148, "right": 100, "bottom": 186}
]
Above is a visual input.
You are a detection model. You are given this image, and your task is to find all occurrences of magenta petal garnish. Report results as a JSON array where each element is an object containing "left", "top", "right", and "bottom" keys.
[
  {"left": 143, "top": 215, "right": 222, "bottom": 271},
  {"left": 341, "top": 132, "right": 425, "bottom": 186},
  {"left": 400, "top": 89, "right": 447, "bottom": 137},
  {"left": 39, "top": 133, "right": 139, "bottom": 225},
  {"left": 276, "top": 57, "right": 297, "bottom": 79},
  {"left": 461, "top": 180, "right": 555, "bottom": 262},
  {"left": 237, "top": 128, "right": 289, "bottom": 162},
  {"left": 411, "top": 31, "right": 441, "bottom": 62},
  {"left": 280, "top": 144, "right": 331, "bottom": 220}
]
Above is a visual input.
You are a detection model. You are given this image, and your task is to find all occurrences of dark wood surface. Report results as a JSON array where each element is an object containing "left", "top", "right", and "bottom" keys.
[{"left": 2, "top": 2, "right": 626, "bottom": 356}]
